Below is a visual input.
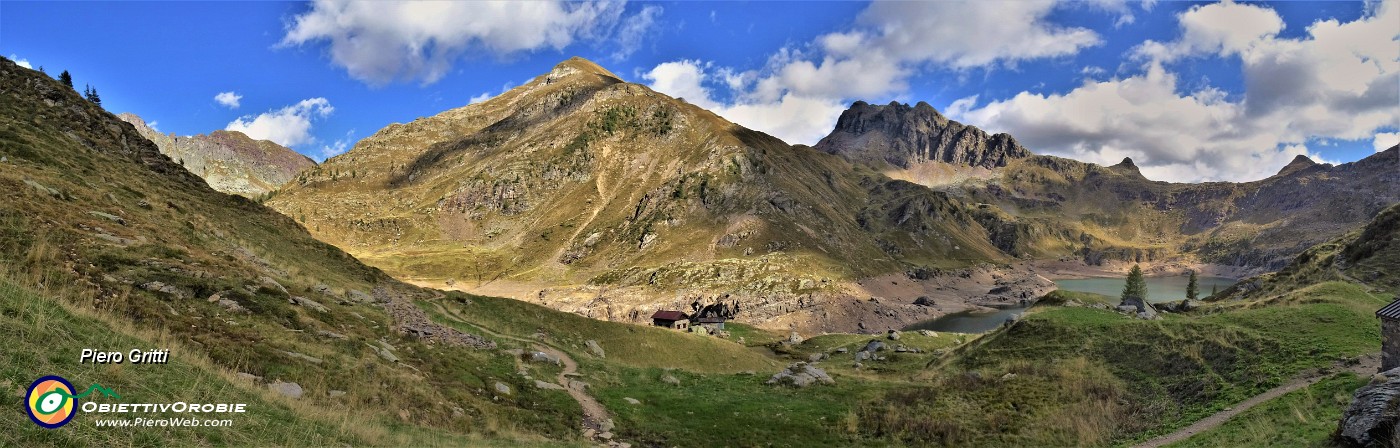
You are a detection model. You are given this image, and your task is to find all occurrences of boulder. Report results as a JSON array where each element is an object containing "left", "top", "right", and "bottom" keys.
[
  {"left": 787, "top": 331, "right": 804, "bottom": 345},
  {"left": 808, "top": 352, "right": 825, "bottom": 362},
  {"left": 530, "top": 351, "right": 562, "bottom": 366},
  {"left": 534, "top": 380, "right": 565, "bottom": 390},
  {"left": 257, "top": 276, "right": 287, "bottom": 295},
  {"left": 913, "top": 296, "right": 935, "bottom": 306},
  {"left": 585, "top": 340, "right": 606, "bottom": 358},
  {"left": 328, "top": 390, "right": 346, "bottom": 398},
  {"left": 1336, "top": 368, "right": 1400, "bottom": 447},
  {"left": 887, "top": 330, "right": 902, "bottom": 341},
  {"left": 918, "top": 330, "right": 938, "bottom": 337},
  {"left": 861, "top": 340, "right": 886, "bottom": 353},
  {"left": 494, "top": 382, "right": 511, "bottom": 395},
  {"left": 660, "top": 374, "right": 681, "bottom": 386},
  {"left": 766, "top": 362, "right": 835, "bottom": 388},
  {"left": 623, "top": 397, "right": 641, "bottom": 405},
  {"left": 289, "top": 296, "right": 328, "bottom": 313},
  {"left": 268, "top": 381, "right": 303, "bottom": 399}
]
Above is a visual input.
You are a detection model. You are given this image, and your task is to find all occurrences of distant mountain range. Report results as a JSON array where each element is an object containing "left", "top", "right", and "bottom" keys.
[{"left": 118, "top": 113, "right": 315, "bottom": 198}]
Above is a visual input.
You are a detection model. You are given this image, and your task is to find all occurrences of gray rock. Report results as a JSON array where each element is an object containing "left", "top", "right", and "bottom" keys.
[
  {"left": 660, "top": 374, "right": 681, "bottom": 386},
  {"left": 1337, "top": 367, "right": 1400, "bottom": 447},
  {"left": 918, "top": 330, "right": 938, "bottom": 337},
  {"left": 766, "top": 362, "right": 835, "bottom": 388},
  {"left": 913, "top": 296, "right": 934, "bottom": 306},
  {"left": 281, "top": 350, "right": 323, "bottom": 364},
  {"left": 623, "top": 397, "right": 641, "bottom": 405},
  {"left": 328, "top": 390, "right": 347, "bottom": 398},
  {"left": 534, "top": 380, "right": 565, "bottom": 390},
  {"left": 88, "top": 211, "right": 126, "bottom": 225},
  {"left": 599, "top": 418, "right": 615, "bottom": 433},
  {"left": 258, "top": 276, "right": 287, "bottom": 295},
  {"left": 346, "top": 289, "right": 373, "bottom": 303},
  {"left": 289, "top": 296, "right": 328, "bottom": 313},
  {"left": 808, "top": 352, "right": 825, "bottom": 362},
  {"left": 368, "top": 343, "right": 399, "bottom": 363},
  {"left": 854, "top": 351, "right": 870, "bottom": 362},
  {"left": 494, "top": 381, "right": 511, "bottom": 395},
  {"left": 585, "top": 339, "right": 605, "bottom": 358},
  {"left": 834, "top": 347, "right": 849, "bottom": 354},
  {"left": 861, "top": 340, "right": 886, "bottom": 353},
  {"left": 787, "top": 331, "right": 804, "bottom": 345},
  {"left": 268, "top": 381, "right": 303, "bottom": 399},
  {"left": 887, "top": 330, "right": 902, "bottom": 341},
  {"left": 530, "top": 351, "right": 562, "bottom": 366},
  {"left": 317, "top": 330, "right": 347, "bottom": 339}
]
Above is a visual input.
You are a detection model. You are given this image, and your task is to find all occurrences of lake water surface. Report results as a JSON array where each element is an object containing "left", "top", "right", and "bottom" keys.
[
  {"left": 904, "top": 303, "right": 1031, "bottom": 334},
  {"left": 1054, "top": 275, "right": 1237, "bottom": 303},
  {"left": 905, "top": 275, "right": 1238, "bottom": 333}
]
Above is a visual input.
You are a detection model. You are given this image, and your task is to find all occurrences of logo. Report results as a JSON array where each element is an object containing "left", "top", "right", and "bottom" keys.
[
  {"left": 25, "top": 376, "right": 120, "bottom": 429},
  {"left": 26, "top": 376, "right": 77, "bottom": 428}
]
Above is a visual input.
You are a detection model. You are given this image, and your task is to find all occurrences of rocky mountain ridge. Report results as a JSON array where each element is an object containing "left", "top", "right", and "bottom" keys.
[
  {"left": 118, "top": 113, "right": 316, "bottom": 197},
  {"left": 814, "top": 100, "right": 1031, "bottom": 169}
]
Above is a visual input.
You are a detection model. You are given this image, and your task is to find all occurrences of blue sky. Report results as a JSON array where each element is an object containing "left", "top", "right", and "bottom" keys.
[{"left": 2, "top": 1, "right": 1396, "bottom": 182}]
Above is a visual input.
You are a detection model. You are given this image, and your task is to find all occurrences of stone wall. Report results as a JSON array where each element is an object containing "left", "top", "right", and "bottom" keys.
[{"left": 1384, "top": 318, "right": 1400, "bottom": 371}]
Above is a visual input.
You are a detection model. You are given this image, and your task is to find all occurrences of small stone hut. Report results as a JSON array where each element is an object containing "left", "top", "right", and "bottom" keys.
[
  {"left": 1377, "top": 298, "right": 1400, "bottom": 371},
  {"left": 651, "top": 310, "right": 689, "bottom": 330}
]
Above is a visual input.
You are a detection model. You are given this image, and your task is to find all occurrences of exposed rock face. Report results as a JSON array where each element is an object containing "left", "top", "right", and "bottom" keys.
[
  {"left": 814, "top": 101, "right": 1030, "bottom": 169},
  {"left": 117, "top": 113, "right": 315, "bottom": 197},
  {"left": 1277, "top": 154, "right": 1324, "bottom": 177},
  {"left": 1336, "top": 367, "right": 1400, "bottom": 447},
  {"left": 766, "top": 362, "right": 834, "bottom": 387}
]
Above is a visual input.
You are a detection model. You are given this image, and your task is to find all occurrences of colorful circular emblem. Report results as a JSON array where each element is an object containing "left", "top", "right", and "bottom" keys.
[{"left": 26, "top": 376, "right": 77, "bottom": 429}]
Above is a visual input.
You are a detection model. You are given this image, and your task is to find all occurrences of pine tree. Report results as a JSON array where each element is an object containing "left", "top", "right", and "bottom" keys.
[
  {"left": 1122, "top": 264, "right": 1148, "bottom": 303},
  {"left": 59, "top": 70, "right": 73, "bottom": 89},
  {"left": 83, "top": 84, "right": 101, "bottom": 106},
  {"left": 1186, "top": 270, "right": 1199, "bottom": 301}
]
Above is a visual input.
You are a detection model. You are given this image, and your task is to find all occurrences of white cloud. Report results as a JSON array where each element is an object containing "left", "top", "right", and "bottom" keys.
[
  {"left": 281, "top": 0, "right": 636, "bottom": 85},
  {"left": 468, "top": 92, "right": 493, "bottom": 105},
  {"left": 1377, "top": 132, "right": 1400, "bottom": 152},
  {"left": 9, "top": 55, "right": 32, "bottom": 69},
  {"left": 610, "top": 5, "right": 662, "bottom": 61},
  {"left": 319, "top": 130, "right": 355, "bottom": 161},
  {"left": 225, "top": 98, "right": 334, "bottom": 147},
  {"left": 643, "top": 1, "right": 1101, "bottom": 145},
  {"left": 214, "top": 91, "right": 242, "bottom": 109},
  {"left": 147, "top": 121, "right": 160, "bottom": 133},
  {"left": 951, "top": 0, "right": 1400, "bottom": 182}
]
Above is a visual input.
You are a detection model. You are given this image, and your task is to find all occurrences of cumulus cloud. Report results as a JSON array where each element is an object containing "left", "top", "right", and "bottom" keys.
[
  {"left": 225, "top": 98, "right": 334, "bottom": 147},
  {"left": 951, "top": 0, "right": 1400, "bottom": 182},
  {"left": 1377, "top": 132, "right": 1400, "bottom": 152},
  {"left": 281, "top": 0, "right": 643, "bottom": 85},
  {"left": 319, "top": 129, "right": 355, "bottom": 161},
  {"left": 214, "top": 91, "right": 242, "bottom": 109},
  {"left": 643, "top": 1, "right": 1101, "bottom": 144},
  {"left": 9, "top": 55, "right": 32, "bottom": 69}
]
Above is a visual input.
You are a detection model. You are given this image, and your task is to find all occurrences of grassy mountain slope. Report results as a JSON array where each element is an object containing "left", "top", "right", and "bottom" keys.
[{"left": 0, "top": 56, "right": 780, "bottom": 445}]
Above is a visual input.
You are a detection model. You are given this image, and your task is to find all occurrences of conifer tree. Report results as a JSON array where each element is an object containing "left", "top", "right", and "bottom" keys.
[
  {"left": 1186, "top": 270, "right": 1199, "bottom": 301},
  {"left": 59, "top": 70, "right": 73, "bottom": 89},
  {"left": 1122, "top": 264, "right": 1148, "bottom": 303}
]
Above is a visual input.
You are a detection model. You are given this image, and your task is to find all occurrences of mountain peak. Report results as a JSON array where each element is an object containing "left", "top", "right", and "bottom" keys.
[
  {"left": 545, "top": 56, "right": 622, "bottom": 83},
  {"left": 814, "top": 100, "right": 1028, "bottom": 169},
  {"left": 1276, "top": 154, "right": 1319, "bottom": 176}
]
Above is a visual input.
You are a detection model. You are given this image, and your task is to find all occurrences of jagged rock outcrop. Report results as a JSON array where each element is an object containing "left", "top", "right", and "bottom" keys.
[
  {"left": 814, "top": 101, "right": 1030, "bottom": 169},
  {"left": 118, "top": 113, "right": 316, "bottom": 197},
  {"left": 1336, "top": 367, "right": 1400, "bottom": 447},
  {"left": 1277, "top": 154, "right": 1325, "bottom": 177}
]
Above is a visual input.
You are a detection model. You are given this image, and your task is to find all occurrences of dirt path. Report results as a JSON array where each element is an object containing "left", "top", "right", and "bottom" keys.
[
  {"left": 1135, "top": 353, "right": 1381, "bottom": 448},
  {"left": 426, "top": 301, "right": 616, "bottom": 438}
]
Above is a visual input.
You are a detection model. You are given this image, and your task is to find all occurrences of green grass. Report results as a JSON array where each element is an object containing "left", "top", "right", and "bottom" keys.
[
  {"left": 0, "top": 276, "right": 490, "bottom": 447},
  {"left": 1169, "top": 373, "right": 1365, "bottom": 448}
]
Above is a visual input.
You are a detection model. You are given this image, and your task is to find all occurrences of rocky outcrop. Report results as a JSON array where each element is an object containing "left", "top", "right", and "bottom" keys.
[
  {"left": 766, "top": 362, "right": 834, "bottom": 388},
  {"left": 118, "top": 113, "right": 315, "bottom": 198},
  {"left": 1336, "top": 367, "right": 1400, "bottom": 447},
  {"left": 814, "top": 101, "right": 1030, "bottom": 169}
]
